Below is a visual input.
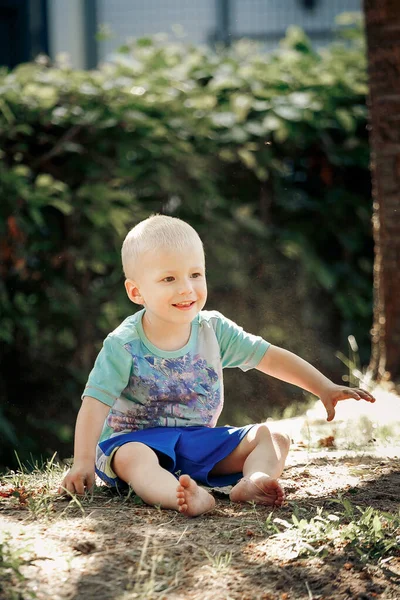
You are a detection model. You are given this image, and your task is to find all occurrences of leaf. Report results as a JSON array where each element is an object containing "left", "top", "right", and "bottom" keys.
[
  {"left": 273, "top": 518, "right": 292, "bottom": 529},
  {"left": 231, "top": 94, "right": 253, "bottom": 121},
  {"left": 64, "top": 142, "right": 84, "bottom": 153},
  {"left": 211, "top": 112, "right": 237, "bottom": 128},
  {"left": 245, "top": 121, "right": 266, "bottom": 136},
  {"left": 341, "top": 498, "right": 354, "bottom": 516},
  {"left": 136, "top": 37, "right": 154, "bottom": 47},
  {"left": 336, "top": 108, "right": 355, "bottom": 132},
  {"left": 327, "top": 514, "right": 340, "bottom": 522},
  {"left": 28, "top": 206, "right": 45, "bottom": 227},
  {"left": 23, "top": 84, "right": 58, "bottom": 109},
  {"left": 186, "top": 95, "right": 217, "bottom": 110},
  {"left": 35, "top": 174, "right": 54, "bottom": 188},
  {"left": 48, "top": 199, "right": 73, "bottom": 215},
  {"left": 318, "top": 435, "right": 335, "bottom": 448},
  {"left": 274, "top": 124, "right": 290, "bottom": 143},
  {"left": 238, "top": 148, "right": 257, "bottom": 169},
  {"left": 287, "top": 92, "right": 313, "bottom": 109},
  {"left": 262, "top": 115, "right": 281, "bottom": 131},
  {"left": 13, "top": 165, "right": 31, "bottom": 177},
  {"left": 274, "top": 105, "right": 302, "bottom": 122},
  {"left": 372, "top": 515, "right": 382, "bottom": 535}
]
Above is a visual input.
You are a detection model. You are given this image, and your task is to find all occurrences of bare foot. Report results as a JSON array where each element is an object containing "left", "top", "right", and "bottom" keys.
[
  {"left": 230, "top": 474, "right": 285, "bottom": 507},
  {"left": 176, "top": 474, "right": 215, "bottom": 517}
]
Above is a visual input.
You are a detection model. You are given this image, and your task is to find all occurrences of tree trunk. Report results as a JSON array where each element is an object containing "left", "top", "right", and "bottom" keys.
[{"left": 364, "top": 0, "right": 400, "bottom": 382}]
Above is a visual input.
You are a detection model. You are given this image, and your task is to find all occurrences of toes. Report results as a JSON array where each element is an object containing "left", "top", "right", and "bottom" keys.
[
  {"left": 274, "top": 490, "right": 285, "bottom": 507},
  {"left": 179, "top": 474, "right": 191, "bottom": 488},
  {"left": 177, "top": 490, "right": 186, "bottom": 507}
]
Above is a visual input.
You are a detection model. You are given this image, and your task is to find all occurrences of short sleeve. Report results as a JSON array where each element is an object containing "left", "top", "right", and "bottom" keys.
[
  {"left": 82, "top": 336, "right": 132, "bottom": 407},
  {"left": 213, "top": 312, "right": 270, "bottom": 371}
]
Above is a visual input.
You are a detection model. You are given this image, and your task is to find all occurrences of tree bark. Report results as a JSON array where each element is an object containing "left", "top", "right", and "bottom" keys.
[{"left": 364, "top": 0, "right": 400, "bottom": 382}]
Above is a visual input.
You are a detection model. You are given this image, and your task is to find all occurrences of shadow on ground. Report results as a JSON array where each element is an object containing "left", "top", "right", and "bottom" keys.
[{"left": 16, "top": 454, "right": 396, "bottom": 600}]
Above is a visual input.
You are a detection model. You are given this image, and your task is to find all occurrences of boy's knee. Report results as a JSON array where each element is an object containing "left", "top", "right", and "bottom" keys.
[
  {"left": 249, "top": 423, "right": 272, "bottom": 445},
  {"left": 253, "top": 424, "right": 291, "bottom": 449},
  {"left": 252, "top": 422, "right": 273, "bottom": 443},
  {"left": 113, "top": 441, "right": 157, "bottom": 469}
]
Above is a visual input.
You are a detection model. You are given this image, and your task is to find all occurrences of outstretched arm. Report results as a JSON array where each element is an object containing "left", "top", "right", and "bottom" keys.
[
  {"left": 256, "top": 345, "right": 375, "bottom": 421},
  {"left": 59, "top": 396, "right": 110, "bottom": 495}
]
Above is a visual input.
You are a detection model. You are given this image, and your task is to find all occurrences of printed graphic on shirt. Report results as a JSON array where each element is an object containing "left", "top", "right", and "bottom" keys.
[{"left": 105, "top": 350, "right": 221, "bottom": 435}]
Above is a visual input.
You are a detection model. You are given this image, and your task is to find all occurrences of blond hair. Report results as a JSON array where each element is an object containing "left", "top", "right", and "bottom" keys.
[{"left": 121, "top": 214, "right": 204, "bottom": 278}]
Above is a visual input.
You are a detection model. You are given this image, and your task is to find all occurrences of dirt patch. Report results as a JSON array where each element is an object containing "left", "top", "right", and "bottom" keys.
[{"left": 1, "top": 447, "right": 399, "bottom": 600}]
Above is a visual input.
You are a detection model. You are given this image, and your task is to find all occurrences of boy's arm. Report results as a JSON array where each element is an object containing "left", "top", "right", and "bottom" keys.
[
  {"left": 59, "top": 396, "right": 110, "bottom": 495},
  {"left": 256, "top": 345, "right": 375, "bottom": 421}
]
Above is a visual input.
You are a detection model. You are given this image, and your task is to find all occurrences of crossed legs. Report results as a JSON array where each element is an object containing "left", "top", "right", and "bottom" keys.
[{"left": 112, "top": 424, "right": 290, "bottom": 517}]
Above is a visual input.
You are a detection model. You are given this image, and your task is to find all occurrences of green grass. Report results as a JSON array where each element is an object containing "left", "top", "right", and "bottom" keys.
[
  {"left": 0, "top": 535, "right": 37, "bottom": 600},
  {"left": 203, "top": 549, "right": 233, "bottom": 571},
  {"left": 1, "top": 440, "right": 399, "bottom": 600},
  {"left": 265, "top": 497, "right": 400, "bottom": 562},
  {"left": 1, "top": 452, "right": 146, "bottom": 519}
]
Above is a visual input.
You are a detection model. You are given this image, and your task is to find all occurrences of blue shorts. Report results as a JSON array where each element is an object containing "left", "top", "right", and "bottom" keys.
[{"left": 95, "top": 424, "right": 256, "bottom": 490}]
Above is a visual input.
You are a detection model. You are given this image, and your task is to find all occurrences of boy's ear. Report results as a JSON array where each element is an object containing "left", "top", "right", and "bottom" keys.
[{"left": 125, "top": 279, "right": 144, "bottom": 305}]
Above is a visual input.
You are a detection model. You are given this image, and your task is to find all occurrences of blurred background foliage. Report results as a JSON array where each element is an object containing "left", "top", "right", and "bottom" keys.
[{"left": 0, "top": 15, "right": 373, "bottom": 469}]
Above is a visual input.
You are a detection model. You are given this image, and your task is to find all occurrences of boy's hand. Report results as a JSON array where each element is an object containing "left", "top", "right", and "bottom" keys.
[
  {"left": 320, "top": 384, "right": 376, "bottom": 422},
  {"left": 59, "top": 461, "right": 95, "bottom": 496}
]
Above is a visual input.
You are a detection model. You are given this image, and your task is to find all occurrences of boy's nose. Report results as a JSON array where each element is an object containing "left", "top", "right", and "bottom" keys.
[{"left": 178, "top": 279, "right": 193, "bottom": 294}]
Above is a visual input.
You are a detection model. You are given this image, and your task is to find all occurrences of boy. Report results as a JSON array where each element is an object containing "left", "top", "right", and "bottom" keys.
[{"left": 60, "top": 215, "right": 375, "bottom": 517}]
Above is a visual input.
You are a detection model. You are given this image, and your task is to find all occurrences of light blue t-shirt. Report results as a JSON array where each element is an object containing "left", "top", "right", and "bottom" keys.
[{"left": 83, "top": 309, "right": 270, "bottom": 444}]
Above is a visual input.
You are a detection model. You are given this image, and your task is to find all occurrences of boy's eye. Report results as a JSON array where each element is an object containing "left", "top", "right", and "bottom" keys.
[
  {"left": 162, "top": 276, "right": 175, "bottom": 282},
  {"left": 191, "top": 273, "right": 202, "bottom": 279}
]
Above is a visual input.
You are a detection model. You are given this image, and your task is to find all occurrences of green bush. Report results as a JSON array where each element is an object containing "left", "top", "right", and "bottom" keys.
[{"left": 0, "top": 15, "right": 373, "bottom": 467}]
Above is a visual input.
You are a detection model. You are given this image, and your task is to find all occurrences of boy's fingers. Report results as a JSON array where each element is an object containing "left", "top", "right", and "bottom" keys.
[
  {"left": 357, "top": 389, "right": 376, "bottom": 402},
  {"left": 347, "top": 388, "right": 376, "bottom": 403},
  {"left": 334, "top": 388, "right": 361, "bottom": 401},
  {"left": 321, "top": 387, "right": 376, "bottom": 424},
  {"left": 74, "top": 479, "right": 86, "bottom": 496},
  {"left": 324, "top": 401, "right": 335, "bottom": 421},
  {"left": 58, "top": 482, "right": 70, "bottom": 496},
  {"left": 58, "top": 483, "right": 74, "bottom": 497},
  {"left": 61, "top": 479, "right": 84, "bottom": 496},
  {"left": 347, "top": 389, "right": 361, "bottom": 400},
  {"left": 59, "top": 472, "right": 94, "bottom": 497}
]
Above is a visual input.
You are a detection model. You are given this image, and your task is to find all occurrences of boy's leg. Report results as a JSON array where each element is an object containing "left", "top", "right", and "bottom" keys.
[
  {"left": 210, "top": 424, "right": 290, "bottom": 507},
  {"left": 112, "top": 442, "right": 215, "bottom": 516}
]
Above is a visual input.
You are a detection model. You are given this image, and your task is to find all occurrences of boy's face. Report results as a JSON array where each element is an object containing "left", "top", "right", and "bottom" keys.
[{"left": 125, "top": 242, "right": 207, "bottom": 327}]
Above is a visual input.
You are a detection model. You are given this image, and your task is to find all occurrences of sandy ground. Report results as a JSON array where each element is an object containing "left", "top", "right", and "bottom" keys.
[{"left": 1, "top": 387, "right": 399, "bottom": 600}]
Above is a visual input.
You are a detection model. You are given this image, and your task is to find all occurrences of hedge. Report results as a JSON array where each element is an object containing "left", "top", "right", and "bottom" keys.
[{"left": 0, "top": 14, "right": 373, "bottom": 467}]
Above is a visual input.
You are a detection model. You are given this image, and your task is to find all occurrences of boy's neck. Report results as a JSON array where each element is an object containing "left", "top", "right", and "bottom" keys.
[{"left": 141, "top": 312, "right": 192, "bottom": 351}]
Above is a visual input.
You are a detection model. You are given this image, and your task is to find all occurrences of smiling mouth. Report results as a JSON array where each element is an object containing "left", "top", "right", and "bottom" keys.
[{"left": 173, "top": 301, "right": 195, "bottom": 309}]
